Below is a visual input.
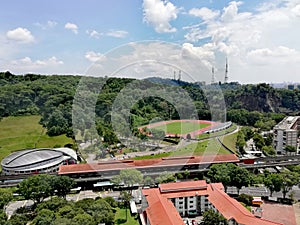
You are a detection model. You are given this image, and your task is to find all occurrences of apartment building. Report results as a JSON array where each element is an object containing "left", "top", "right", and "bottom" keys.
[
  {"left": 273, "top": 116, "right": 300, "bottom": 154},
  {"left": 141, "top": 180, "right": 282, "bottom": 225}
]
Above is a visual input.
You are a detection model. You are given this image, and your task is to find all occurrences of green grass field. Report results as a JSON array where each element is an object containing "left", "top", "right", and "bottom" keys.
[
  {"left": 151, "top": 121, "right": 211, "bottom": 135},
  {"left": 219, "top": 132, "right": 238, "bottom": 153},
  {"left": 0, "top": 115, "right": 73, "bottom": 163},
  {"left": 133, "top": 138, "right": 231, "bottom": 160},
  {"left": 114, "top": 207, "right": 139, "bottom": 225}
]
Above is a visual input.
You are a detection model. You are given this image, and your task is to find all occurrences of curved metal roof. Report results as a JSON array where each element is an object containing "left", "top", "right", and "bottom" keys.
[
  {"left": 1, "top": 149, "right": 62, "bottom": 168},
  {"left": 54, "top": 147, "right": 77, "bottom": 160},
  {"left": 1, "top": 148, "right": 77, "bottom": 170}
]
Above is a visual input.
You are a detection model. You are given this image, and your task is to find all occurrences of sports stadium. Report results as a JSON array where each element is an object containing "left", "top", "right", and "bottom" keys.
[{"left": 1, "top": 148, "right": 77, "bottom": 175}]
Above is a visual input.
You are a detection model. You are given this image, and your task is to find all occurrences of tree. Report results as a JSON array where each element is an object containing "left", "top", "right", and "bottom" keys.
[
  {"left": 0, "top": 188, "right": 13, "bottom": 209},
  {"left": 285, "top": 145, "right": 297, "bottom": 155},
  {"left": 111, "top": 169, "right": 143, "bottom": 188},
  {"left": 32, "top": 209, "right": 56, "bottom": 225},
  {"left": 263, "top": 174, "right": 283, "bottom": 196},
  {"left": 236, "top": 131, "right": 246, "bottom": 153},
  {"left": 144, "top": 176, "right": 154, "bottom": 186},
  {"left": 207, "top": 164, "right": 233, "bottom": 192},
  {"left": 186, "top": 133, "right": 192, "bottom": 140},
  {"left": 51, "top": 176, "right": 75, "bottom": 199},
  {"left": 71, "top": 213, "right": 94, "bottom": 225},
  {"left": 252, "top": 133, "right": 265, "bottom": 150},
  {"left": 262, "top": 145, "right": 275, "bottom": 156},
  {"left": 17, "top": 174, "right": 52, "bottom": 204},
  {"left": 280, "top": 171, "right": 299, "bottom": 199},
  {"left": 120, "top": 191, "right": 132, "bottom": 222},
  {"left": 89, "top": 199, "right": 115, "bottom": 224},
  {"left": 202, "top": 209, "right": 228, "bottom": 225},
  {"left": 155, "top": 171, "right": 176, "bottom": 184},
  {"left": 230, "top": 166, "right": 251, "bottom": 194}
]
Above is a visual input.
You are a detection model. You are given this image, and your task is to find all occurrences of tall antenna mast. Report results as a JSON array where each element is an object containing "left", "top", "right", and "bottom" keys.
[
  {"left": 173, "top": 70, "right": 176, "bottom": 80},
  {"left": 224, "top": 57, "right": 228, "bottom": 83},
  {"left": 178, "top": 70, "right": 181, "bottom": 81},
  {"left": 211, "top": 66, "right": 215, "bottom": 84}
]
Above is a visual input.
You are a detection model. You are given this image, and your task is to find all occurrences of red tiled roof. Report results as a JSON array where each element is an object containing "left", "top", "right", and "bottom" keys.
[
  {"left": 142, "top": 181, "right": 283, "bottom": 225},
  {"left": 159, "top": 180, "right": 208, "bottom": 192},
  {"left": 209, "top": 185, "right": 282, "bottom": 225},
  {"left": 58, "top": 154, "right": 239, "bottom": 175},
  {"left": 143, "top": 189, "right": 185, "bottom": 225}
]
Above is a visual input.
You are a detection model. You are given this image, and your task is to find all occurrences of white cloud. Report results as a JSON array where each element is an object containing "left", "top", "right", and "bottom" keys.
[
  {"left": 87, "top": 29, "right": 128, "bottom": 39},
  {"left": 106, "top": 30, "right": 128, "bottom": 38},
  {"left": 65, "top": 22, "right": 78, "bottom": 34},
  {"left": 86, "top": 30, "right": 102, "bottom": 39},
  {"left": 85, "top": 41, "right": 213, "bottom": 83},
  {"left": 143, "top": 0, "right": 178, "bottom": 33},
  {"left": 2, "top": 56, "right": 64, "bottom": 74},
  {"left": 221, "top": 1, "right": 243, "bottom": 22},
  {"left": 247, "top": 46, "right": 300, "bottom": 65},
  {"left": 6, "top": 27, "right": 35, "bottom": 43},
  {"left": 85, "top": 51, "right": 106, "bottom": 62},
  {"left": 189, "top": 7, "right": 220, "bottom": 21},
  {"left": 35, "top": 20, "right": 57, "bottom": 29},
  {"left": 182, "top": 0, "right": 300, "bottom": 83}
]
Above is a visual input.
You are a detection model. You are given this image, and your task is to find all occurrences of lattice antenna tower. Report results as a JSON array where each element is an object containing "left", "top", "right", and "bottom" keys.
[
  {"left": 211, "top": 66, "right": 215, "bottom": 84},
  {"left": 224, "top": 57, "right": 229, "bottom": 83}
]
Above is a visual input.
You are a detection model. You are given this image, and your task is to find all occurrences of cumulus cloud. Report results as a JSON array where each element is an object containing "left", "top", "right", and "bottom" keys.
[
  {"left": 85, "top": 51, "right": 106, "bottom": 62},
  {"left": 143, "top": 0, "right": 178, "bottom": 33},
  {"left": 189, "top": 7, "right": 220, "bottom": 21},
  {"left": 65, "top": 22, "right": 78, "bottom": 34},
  {"left": 221, "top": 1, "right": 243, "bottom": 22},
  {"left": 182, "top": 0, "right": 300, "bottom": 83},
  {"left": 6, "top": 27, "right": 35, "bottom": 43},
  {"left": 2, "top": 56, "right": 64, "bottom": 74},
  {"left": 85, "top": 41, "right": 213, "bottom": 83}
]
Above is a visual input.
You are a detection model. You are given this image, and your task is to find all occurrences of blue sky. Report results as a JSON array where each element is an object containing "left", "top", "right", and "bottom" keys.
[{"left": 1, "top": 0, "right": 300, "bottom": 83}]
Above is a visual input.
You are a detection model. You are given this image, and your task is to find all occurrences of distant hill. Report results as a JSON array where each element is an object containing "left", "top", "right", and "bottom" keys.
[{"left": 0, "top": 72, "right": 299, "bottom": 143}]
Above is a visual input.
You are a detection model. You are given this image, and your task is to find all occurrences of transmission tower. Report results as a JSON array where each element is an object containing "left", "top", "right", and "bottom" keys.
[
  {"left": 211, "top": 66, "right": 215, "bottom": 84},
  {"left": 224, "top": 57, "right": 229, "bottom": 83}
]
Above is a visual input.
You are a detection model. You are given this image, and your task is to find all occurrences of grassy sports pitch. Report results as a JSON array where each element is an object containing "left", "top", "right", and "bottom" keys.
[{"left": 143, "top": 120, "right": 214, "bottom": 137}]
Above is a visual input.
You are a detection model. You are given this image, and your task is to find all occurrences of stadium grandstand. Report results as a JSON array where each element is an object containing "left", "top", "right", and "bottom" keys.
[{"left": 1, "top": 148, "right": 77, "bottom": 175}]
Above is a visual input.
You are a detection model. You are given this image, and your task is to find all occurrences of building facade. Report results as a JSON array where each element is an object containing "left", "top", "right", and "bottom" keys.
[
  {"left": 141, "top": 180, "right": 282, "bottom": 225},
  {"left": 273, "top": 116, "right": 300, "bottom": 154}
]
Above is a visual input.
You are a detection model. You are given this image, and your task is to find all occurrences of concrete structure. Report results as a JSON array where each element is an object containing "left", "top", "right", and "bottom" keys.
[
  {"left": 141, "top": 180, "right": 282, "bottom": 225},
  {"left": 1, "top": 148, "right": 77, "bottom": 175},
  {"left": 58, "top": 154, "right": 239, "bottom": 180},
  {"left": 273, "top": 116, "right": 300, "bottom": 154}
]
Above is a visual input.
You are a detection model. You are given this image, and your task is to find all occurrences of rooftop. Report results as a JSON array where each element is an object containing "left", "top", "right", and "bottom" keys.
[
  {"left": 142, "top": 181, "right": 283, "bottom": 225},
  {"left": 1, "top": 148, "right": 77, "bottom": 169},
  {"left": 274, "top": 116, "right": 300, "bottom": 130},
  {"left": 58, "top": 154, "right": 239, "bottom": 175}
]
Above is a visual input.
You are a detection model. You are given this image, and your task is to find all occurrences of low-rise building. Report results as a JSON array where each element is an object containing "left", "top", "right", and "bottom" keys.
[
  {"left": 141, "top": 180, "right": 282, "bottom": 225},
  {"left": 273, "top": 116, "right": 300, "bottom": 154}
]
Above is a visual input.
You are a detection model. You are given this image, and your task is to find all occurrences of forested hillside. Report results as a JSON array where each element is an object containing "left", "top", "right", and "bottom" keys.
[{"left": 1, "top": 71, "right": 299, "bottom": 144}]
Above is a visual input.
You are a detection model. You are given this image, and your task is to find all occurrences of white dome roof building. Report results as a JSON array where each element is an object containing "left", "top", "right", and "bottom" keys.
[{"left": 1, "top": 148, "right": 77, "bottom": 175}]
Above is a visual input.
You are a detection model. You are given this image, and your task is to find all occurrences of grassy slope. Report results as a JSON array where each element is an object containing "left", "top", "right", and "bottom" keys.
[
  {"left": 133, "top": 138, "right": 230, "bottom": 160},
  {"left": 114, "top": 208, "right": 139, "bottom": 225},
  {"left": 153, "top": 121, "right": 210, "bottom": 135},
  {"left": 0, "top": 115, "right": 73, "bottom": 163}
]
